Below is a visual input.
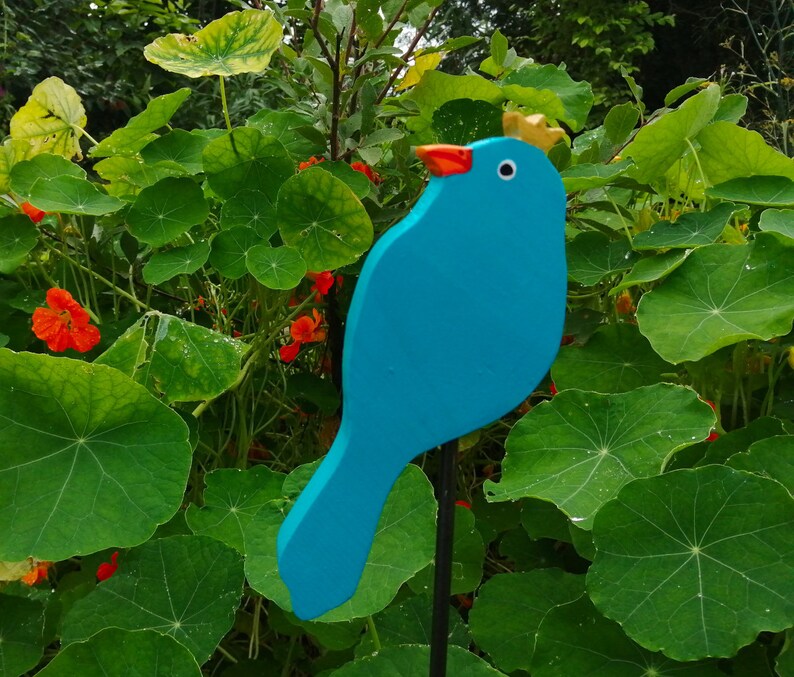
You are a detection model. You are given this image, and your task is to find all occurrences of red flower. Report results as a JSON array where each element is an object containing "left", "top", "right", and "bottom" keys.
[
  {"left": 32, "top": 288, "right": 101, "bottom": 353},
  {"left": 290, "top": 309, "right": 326, "bottom": 343},
  {"left": 455, "top": 500, "right": 472, "bottom": 509},
  {"left": 351, "top": 161, "right": 382, "bottom": 184},
  {"left": 706, "top": 431, "right": 720, "bottom": 442},
  {"left": 279, "top": 341, "right": 301, "bottom": 363},
  {"left": 21, "top": 201, "right": 46, "bottom": 223},
  {"left": 560, "top": 334, "right": 574, "bottom": 346},
  {"left": 308, "top": 271, "right": 335, "bottom": 296},
  {"left": 299, "top": 156, "right": 326, "bottom": 171},
  {"left": 96, "top": 551, "right": 119, "bottom": 581},
  {"left": 20, "top": 560, "right": 52, "bottom": 586},
  {"left": 550, "top": 382, "right": 558, "bottom": 396},
  {"left": 616, "top": 291, "right": 636, "bottom": 315}
]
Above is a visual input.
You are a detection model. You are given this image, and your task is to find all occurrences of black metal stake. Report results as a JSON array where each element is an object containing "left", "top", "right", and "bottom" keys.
[{"left": 429, "top": 438, "right": 458, "bottom": 677}]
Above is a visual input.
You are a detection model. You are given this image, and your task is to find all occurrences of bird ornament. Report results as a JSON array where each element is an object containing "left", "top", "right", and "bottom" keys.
[{"left": 277, "top": 112, "right": 568, "bottom": 620}]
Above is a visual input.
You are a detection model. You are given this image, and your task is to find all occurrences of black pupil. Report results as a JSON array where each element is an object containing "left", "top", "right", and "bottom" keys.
[{"left": 499, "top": 162, "right": 514, "bottom": 177}]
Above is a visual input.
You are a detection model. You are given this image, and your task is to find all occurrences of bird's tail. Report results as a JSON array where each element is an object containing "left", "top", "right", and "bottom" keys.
[{"left": 277, "top": 425, "right": 405, "bottom": 620}]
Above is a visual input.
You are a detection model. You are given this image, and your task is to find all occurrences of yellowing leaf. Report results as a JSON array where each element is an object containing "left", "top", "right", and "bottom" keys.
[
  {"left": 396, "top": 51, "right": 444, "bottom": 92},
  {"left": 9, "top": 77, "right": 87, "bottom": 161}
]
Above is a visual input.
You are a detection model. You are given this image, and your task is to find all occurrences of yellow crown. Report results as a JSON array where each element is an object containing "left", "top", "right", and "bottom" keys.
[{"left": 502, "top": 112, "right": 565, "bottom": 153}]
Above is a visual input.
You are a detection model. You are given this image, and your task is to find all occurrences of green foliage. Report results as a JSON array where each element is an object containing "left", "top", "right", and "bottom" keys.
[{"left": 2, "top": 4, "right": 794, "bottom": 676}]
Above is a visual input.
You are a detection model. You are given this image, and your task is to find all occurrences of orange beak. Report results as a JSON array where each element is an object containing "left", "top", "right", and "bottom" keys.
[{"left": 415, "top": 144, "right": 473, "bottom": 177}]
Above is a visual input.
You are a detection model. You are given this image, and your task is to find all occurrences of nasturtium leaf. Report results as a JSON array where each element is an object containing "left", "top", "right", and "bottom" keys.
[
  {"left": 26, "top": 175, "right": 123, "bottom": 216},
  {"left": 0, "top": 595, "right": 44, "bottom": 677},
  {"left": 203, "top": 128, "right": 293, "bottom": 201},
  {"left": 304, "top": 162, "right": 372, "bottom": 200},
  {"left": 220, "top": 188, "right": 278, "bottom": 237},
  {"left": 778, "top": 630, "right": 794, "bottom": 676},
  {"left": 285, "top": 373, "right": 340, "bottom": 416},
  {"left": 604, "top": 103, "right": 640, "bottom": 147},
  {"left": 589, "top": 466, "right": 794, "bottom": 660},
  {"left": 611, "top": 250, "right": 691, "bottom": 295},
  {"left": 561, "top": 159, "right": 633, "bottom": 193},
  {"left": 521, "top": 498, "right": 572, "bottom": 542},
  {"left": 432, "top": 99, "right": 504, "bottom": 146},
  {"left": 623, "top": 85, "right": 720, "bottom": 183},
  {"left": 141, "top": 129, "right": 209, "bottom": 174},
  {"left": 142, "top": 241, "right": 210, "bottom": 285},
  {"left": 713, "top": 93, "right": 748, "bottom": 123},
  {"left": 501, "top": 64, "right": 593, "bottom": 132},
  {"left": 0, "top": 215, "right": 39, "bottom": 274},
  {"left": 246, "top": 245, "right": 307, "bottom": 290},
  {"left": 409, "top": 505, "right": 485, "bottom": 595},
  {"left": 330, "top": 645, "right": 506, "bottom": 677},
  {"left": 0, "top": 350, "right": 191, "bottom": 561},
  {"left": 706, "top": 176, "right": 794, "bottom": 206},
  {"left": 726, "top": 435, "right": 794, "bottom": 496},
  {"left": 633, "top": 202, "right": 740, "bottom": 250},
  {"left": 567, "top": 232, "right": 638, "bottom": 286},
  {"left": 9, "top": 153, "right": 86, "bottom": 198},
  {"left": 247, "top": 109, "right": 326, "bottom": 158},
  {"left": 0, "top": 139, "right": 19, "bottom": 193},
  {"left": 90, "top": 89, "right": 191, "bottom": 158},
  {"left": 94, "top": 323, "right": 148, "bottom": 379},
  {"left": 127, "top": 177, "right": 209, "bottom": 247},
  {"left": 551, "top": 324, "right": 674, "bottom": 394},
  {"left": 144, "top": 10, "right": 283, "bottom": 78},
  {"left": 185, "top": 466, "right": 285, "bottom": 552},
  {"left": 664, "top": 78, "right": 709, "bottom": 107},
  {"left": 532, "top": 596, "right": 723, "bottom": 677},
  {"left": 484, "top": 384, "right": 715, "bottom": 529},
  {"left": 244, "top": 464, "right": 436, "bottom": 622},
  {"left": 37, "top": 628, "right": 201, "bottom": 677},
  {"left": 277, "top": 169, "right": 373, "bottom": 270},
  {"left": 403, "top": 71, "right": 504, "bottom": 142},
  {"left": 636, "top": 233, "right": 794, "bottom": 364},
  {"left": 759, "top": 208, "right": 794, "bottom": 239},
  {"left": 9, "top": 77, "right": 87, "bottom": 161},
  {"left": 209, "top": 226, "right": 259, "bottom": 279},
  {"left": 62, "top": 535, "right": 244, "bottom": 663},
  {"left": 94, "top": 156, "right": 186, "bottom": 197},
  {"left": 355, "top": 594, "right": 470, "bottom": 657},
  {"left": 468, "top": 569, "right": 585, "bottom": 673},
  {"left": 695, "top": 416, "right": 786, "bottom": 468},
  {"left": 696, "top": 122, "right": 794, "bottom": 185}
]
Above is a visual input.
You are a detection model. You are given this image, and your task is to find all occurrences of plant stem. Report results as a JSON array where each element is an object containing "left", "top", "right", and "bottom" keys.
[
  {"left": 366, "top": 615, "right": 382, "bottom": 652},
  {"left": 219, "top": 76, "right": 233, "bottom": 132}
]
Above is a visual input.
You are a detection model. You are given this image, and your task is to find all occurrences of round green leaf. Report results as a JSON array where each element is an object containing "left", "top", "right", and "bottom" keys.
[
  {"left": 94, "top": 156, "right": 186, "bottom": 198},
  {"left": 611, "top": 250, "right": 691, "bottom": 295},
  {"left": 432, "top": 99, "right": 504, "bottom": 146},
  {"left": 246, "top": 109, "right": 326, "bottom": 158},
  {"left": 0, "top": 594, "right": 44, "bottom": 677},
  {"left": 567, "top": 232, "right": 638, "bottom": 286},
  {"left": 127, "top": 177, "right": 209, "bottom": 247},
  {"left": 484, "top": 384, "right": 715, "bottom": 529},
  {"left": 304, "top": 162, "right": 372, "bottom": 199},
  {"left": 532, "top": 596, "right": 723, "bottom": 677},
  {"left": 706, "top": 176, "right": 794, "bottom": 206},
  {"left": 551, "top": 324, "right": 674, "bottom": 394},
  {"left": 203, "top": 128, "right": 293, "bottom": 201},
  {"left": 468, "top": 569, "right": 585, "bottom": 673},
  {"left": 209, "top": 226, "right": 260, "bottom": 279},
  {"left": 37, "top": 628, "right": 201, "bottom": 677},
  {"left": 9, "top": 153, "right": 86, "bottom": 198},
  {"left": 244, "top": 464, "right": 436, "bottom": 622},
  {"left": 726, "top": 435, "right": 794, "bottom": 495},
  {"left": 0, "top": 350, "right": 192, "bottom": 561},
  {"left": 219, "top": 188, "right": 278, "bottom": 237},
  {"left": 142, "top": 241, "right": 210, "bottom": 285},
  {"left": 637, "top": 233, "right": 794, "bottom": 363},
  {"left": 355, "top": 594, "right": 470, "bottom": 657},
  {"left": 246, "top": 245, "right": 307, "bottom": 290},
  {"left": 561, "top": 159, "right": 634, "bottom": 193},
  {"left": 27, "top": 175, "right": 123, "bottom": 216},
  {"left": 589, "top": 466, "right": 794, "bottom": 660},
  {"left": 9, "top": 76, "right": 86, "bottom": 161},
  {"left": 0, "top": 215, "right": 39, "bottom": 274},
  {"left": 144, "top": 10, "right": 283, "bottom": 78},
  {"left": 633, "top": 202, "right": 740, "bottom": 250},
  {"left": 759, "top": 208, "right": 794, "bottom": 239},
  {"left": 330, "top": 645, "right": 506, "bottom": 677},
  {"left": 185, "top": 466, "right": 285, "bottom": 553},
  {"left": 141, "top": 129, "right": 209, "bottom": 175},
  {"left": 277, "top": 169, "right": 373, "bottom": 270},
  {"left": 62, "top": 535, "right": 244, "bottom": 663}
]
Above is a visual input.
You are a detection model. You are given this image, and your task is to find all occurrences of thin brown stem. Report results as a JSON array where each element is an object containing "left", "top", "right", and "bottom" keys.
[
  {"left": 311, "top": 0, "right": 337, "bottom": 70},
  {"left": 373, "top": 0, "right": 409, "bottom": 49}
]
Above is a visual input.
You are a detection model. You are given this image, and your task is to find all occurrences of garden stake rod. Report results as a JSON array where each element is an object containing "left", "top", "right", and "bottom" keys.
[{"left": 430, "top": 438, "right": 459, "bottom": 677}]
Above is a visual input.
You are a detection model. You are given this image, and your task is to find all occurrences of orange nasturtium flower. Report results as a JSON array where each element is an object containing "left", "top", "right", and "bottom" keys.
[
  {"left": 307, "top": 270, "right": 335, "bottom": 296},
  {"left": 291, "top": 309, "right": 326, "bottom": 343},
  {"left": 20, "top": 201, "right": 46, "bottom": 223},
  {"left": 32, "top": 288, "right": 101, "bottom": 353},
  {"left": 96, "top": 552, "right": 119, "bottom": 581},
  {"left": 350, "top": 161, "right": 382, "bottom": 184},
  {"left": 21, "top": 560, "right": 53, "bottom": 586},
  {"left": 299, "top": 156, "right": 326, "bottom": 171}
]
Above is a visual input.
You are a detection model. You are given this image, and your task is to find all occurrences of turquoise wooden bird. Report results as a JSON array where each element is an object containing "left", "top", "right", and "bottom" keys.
[{"left": 277, "top": 114, "right": 568, "bottom": 620}]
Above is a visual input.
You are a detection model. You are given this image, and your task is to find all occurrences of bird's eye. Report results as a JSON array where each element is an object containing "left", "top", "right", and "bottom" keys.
[{"left": 498, "top": 160, "right": 516, "bottom": 181}]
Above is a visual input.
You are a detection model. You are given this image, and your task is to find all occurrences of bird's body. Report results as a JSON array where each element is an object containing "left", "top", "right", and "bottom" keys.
[{"left": 278, "top": 136, "right": 567, "bottom": 620}]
